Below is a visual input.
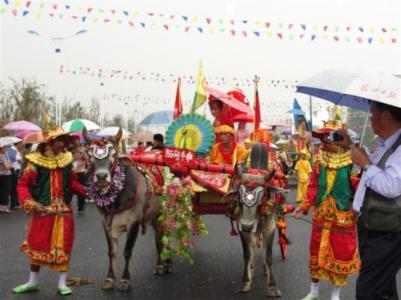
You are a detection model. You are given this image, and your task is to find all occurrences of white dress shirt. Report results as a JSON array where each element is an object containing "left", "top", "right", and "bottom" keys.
[{"left": 353, "top": 128, "right": 401, "bottom": 213}]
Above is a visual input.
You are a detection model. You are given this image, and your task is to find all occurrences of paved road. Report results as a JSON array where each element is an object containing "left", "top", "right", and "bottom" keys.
[{"left": 0, "top": 188, "right": 360, "bottom": 300}]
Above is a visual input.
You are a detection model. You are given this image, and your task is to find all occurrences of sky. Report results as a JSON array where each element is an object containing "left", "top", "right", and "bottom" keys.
[{"left": 0, "top": 0, "right": 400, "bottom": 128}]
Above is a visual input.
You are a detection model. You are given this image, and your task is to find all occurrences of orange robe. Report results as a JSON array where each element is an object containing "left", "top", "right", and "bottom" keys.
[{"left": 209, "top": 142, "right": 247, "bottom": 166}]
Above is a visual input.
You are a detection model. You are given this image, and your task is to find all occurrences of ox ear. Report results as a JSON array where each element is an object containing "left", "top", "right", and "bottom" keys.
[
  {"left": 83, "top": 127, "right": 91, "bottom": 144},
  {"left": 235, "top": 163, "right": 244, "bottom": 179},
  {"left": 220, "top": 189, "right": 239, "bottom": 204},
  {"left": 264, "top": 169, "right": 276, "bottom": 183},
  {"left": 113, "top": 127, "right": 123, "bottom": 146}
]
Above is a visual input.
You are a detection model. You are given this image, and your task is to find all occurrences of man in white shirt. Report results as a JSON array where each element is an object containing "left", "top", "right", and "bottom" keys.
[{"left": 336, "top": 101, "right": 401, "bottom": 300}]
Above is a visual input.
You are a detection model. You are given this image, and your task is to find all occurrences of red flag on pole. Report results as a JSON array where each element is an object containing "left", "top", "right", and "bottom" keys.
[
  {"left": 253, "top": 76, "right": 261, "bottom": 132},
  {"left": 174, "top": 78, "right": 183, "bottom": 119}
]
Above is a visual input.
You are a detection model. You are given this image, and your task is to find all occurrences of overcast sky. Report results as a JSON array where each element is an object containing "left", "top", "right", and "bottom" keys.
[{"left": 1, "top": 0, "right": 400, "bottom": 126}]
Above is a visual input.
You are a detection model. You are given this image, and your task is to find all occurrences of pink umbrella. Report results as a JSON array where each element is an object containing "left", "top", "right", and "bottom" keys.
[
  {"left": 232, "top": 113, "right": 254, "bottom": 123},
  {"left": 15, "top": 130, "right": 36, "bottom": 138},
  {"left": 206, "top": 87, "right": 253, "bottom": 115},
  {"left": 3, "top": 121, "right": 41, "bottom": 132}
]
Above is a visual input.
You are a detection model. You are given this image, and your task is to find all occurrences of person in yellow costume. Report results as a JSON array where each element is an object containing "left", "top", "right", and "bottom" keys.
[
  {"left": 210, "top": 125, "right": 248, "bottom": 166},
  {"left": 294, "top": 150, "right": 312, "bottom": 203}
]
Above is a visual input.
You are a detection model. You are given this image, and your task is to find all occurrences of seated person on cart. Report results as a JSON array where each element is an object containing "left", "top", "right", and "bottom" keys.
[{"left": 209, "top": 125, "right": 247, "bottom": 166}]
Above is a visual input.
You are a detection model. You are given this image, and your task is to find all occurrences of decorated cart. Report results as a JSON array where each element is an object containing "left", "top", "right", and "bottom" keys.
[{"left": 129, "top": 113, "right": 293, "bottom": 261}]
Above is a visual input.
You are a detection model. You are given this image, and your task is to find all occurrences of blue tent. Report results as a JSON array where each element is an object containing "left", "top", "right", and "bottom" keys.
[{"left": 138, "top": 110, "right": 173, "bottom": 126}]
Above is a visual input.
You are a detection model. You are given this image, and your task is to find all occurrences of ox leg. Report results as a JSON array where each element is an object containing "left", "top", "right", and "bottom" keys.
[
  {"left": 262, "top": 218, "right": 282, "bottom": 297},
  {"left": 238, "top": 232, "right": 254, "bottom": 292},
  {"left": 152, "top": 218, "right": 172, "bottom": 275},
  {"left": 102, "top": 225, "right": 118, "bottom": 290},
  {"left": 119, "top": 222, "right": 140, "bottom": 291}
]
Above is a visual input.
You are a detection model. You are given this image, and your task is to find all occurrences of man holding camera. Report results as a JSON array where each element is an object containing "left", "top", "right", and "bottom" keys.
[{"left": 336, "top": 101, "right": 401, "bottom": 300}]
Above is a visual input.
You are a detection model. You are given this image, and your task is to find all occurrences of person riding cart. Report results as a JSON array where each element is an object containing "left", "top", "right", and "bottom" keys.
[{"left": 209, "top": 125, "right": 248, "bottom": 166}]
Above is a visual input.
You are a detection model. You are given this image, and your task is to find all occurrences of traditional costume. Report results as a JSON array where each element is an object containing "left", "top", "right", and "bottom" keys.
[
  {"left": 209, "top": 125, "right": 247, "bottom": 166},
  {"left": 298, "top": 117, "right": 360, "bottom": 300},
  {"left": 294, "top": 151, "right": 312, "bottom": 203},
  {"left": 13, "top": 127, "right": 85, "bottom": 295}
]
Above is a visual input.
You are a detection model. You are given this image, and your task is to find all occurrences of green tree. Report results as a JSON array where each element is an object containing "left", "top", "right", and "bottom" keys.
[
  {"left": 60, "top": 99, "right": 87, "bottom": 124},
  {"left": 7, "top": 78, "right": 50, "bottom": 124},
  {"left": 87, "top": 97, "right": 101, "bottom": 125}
]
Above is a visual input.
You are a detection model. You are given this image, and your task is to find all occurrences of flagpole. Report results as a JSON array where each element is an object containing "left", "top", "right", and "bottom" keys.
[
  {"left": 309, "top": 95, "right": 313, "bottom": 130},
  {"left": 253, "top": 75, "right": 260, "bottom": 143}
]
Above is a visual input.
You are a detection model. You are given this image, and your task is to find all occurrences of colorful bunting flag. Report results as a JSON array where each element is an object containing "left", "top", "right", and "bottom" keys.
[
  {"left": 191, "top": 61, "right": 207, "bottom": 113},
  {"left": 173, "top": 78, "right": 183, "bottom": 119}
]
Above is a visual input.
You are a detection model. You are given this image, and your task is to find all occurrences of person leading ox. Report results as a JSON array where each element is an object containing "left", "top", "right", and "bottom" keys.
[
  {"left": 293, "top": 114, "right": 360, "bottom": 300},
  {"left": 13, "top": 127, "right": 86, "bottom": 295}
]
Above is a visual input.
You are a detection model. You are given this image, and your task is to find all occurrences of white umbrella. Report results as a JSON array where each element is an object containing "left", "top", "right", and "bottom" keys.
[
  {"left": 297, "top": 69, "right": 401, "bottom": 111},
  {"left": 297, "top": 69, "right": 401, "bottom": 143},
  {"left": 62, "top": 119, "right": 100, "bottom": 132},
  {"left": 96, "top": 127, "right": 130, "bottom": 138},
  {"left": 0, "top": 136, "right": 22, "bottom": 148},
  {"left": 270, "top": 143, "right": 279, "bottom": 150},
  {"left": 276, "top": 139, "right": 289, "bottom": 145}
]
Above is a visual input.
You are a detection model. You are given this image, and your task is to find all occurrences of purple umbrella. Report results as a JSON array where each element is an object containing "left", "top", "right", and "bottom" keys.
[
  {"left": 3, "top": 121, "right": 41, "bottom": 132},
  {"left": 281, "top": 129, "right": 292, "bottom": 136}
]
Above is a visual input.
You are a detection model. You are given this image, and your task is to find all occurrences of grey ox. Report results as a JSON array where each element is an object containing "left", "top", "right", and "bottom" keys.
[
  {"left": 224, "top": 143, "right": 283, "bottom": 297},
  {"left": 84, "top": 128, "right": 169, "bottom": 291}
]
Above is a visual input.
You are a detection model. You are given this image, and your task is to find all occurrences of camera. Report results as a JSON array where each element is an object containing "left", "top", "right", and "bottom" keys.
[{"left": 327, "top": 131, "right": 344, "bottom": 142}]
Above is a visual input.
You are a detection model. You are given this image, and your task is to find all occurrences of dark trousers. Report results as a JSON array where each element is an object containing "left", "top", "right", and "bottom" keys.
[
  {"left": 76, "top": 172, "right": 87, "bottom": 211},
  {"left": 0, "top": 175, "right": 11, "bottom": 206},
  {"left": 356, "top": 222, "right": 401, "bottom": 300},
  {"left": 10, "top": 169, "right": 21, "bottom": 208}
]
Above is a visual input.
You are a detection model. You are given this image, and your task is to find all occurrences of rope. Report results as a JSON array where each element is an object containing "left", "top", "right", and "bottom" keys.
[{"left": 272, "top": 212, "right": 355, "bottom": 235}]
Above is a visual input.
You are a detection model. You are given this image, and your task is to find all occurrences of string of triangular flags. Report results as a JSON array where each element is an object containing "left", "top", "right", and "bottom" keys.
[
  {"left": 1, "top": 0, "right": 397, "bottom": 45},
  {"left": 59, "top": 65, "right": 299, "bottom": 89}
]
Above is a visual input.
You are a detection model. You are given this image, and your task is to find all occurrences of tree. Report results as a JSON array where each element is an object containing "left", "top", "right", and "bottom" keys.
[
  {"left": 127, "top": 116, "right": 136, "bottom": 133},
  {"left": 109, "top": 114, "right": 124, "bottom": 128},
  {"left": 87, "top": 97, "right": 101, "bottom": 125},
  {"left": 60, "top": 99, "right": 87, "bottom": 123},
  {"left": 7, "top": 78, "right": 51, "bottom": 125}
]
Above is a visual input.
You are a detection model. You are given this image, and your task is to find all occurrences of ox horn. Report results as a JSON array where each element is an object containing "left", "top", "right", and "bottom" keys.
[
  {"left": 113, "top": 127, "right": 123, "bottom": 147},
  {"left": 265, "top": 169, "right": 276, "bottom": 183},
  {"left": 235, "top": 164, "right": 244, "bottom": 179},
  {"left": 83, "top": 127, "right": 91, "bottom": 144}
]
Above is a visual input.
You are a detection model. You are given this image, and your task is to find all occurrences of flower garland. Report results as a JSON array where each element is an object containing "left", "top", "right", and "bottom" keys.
[
  {"left": 159, "top": 172, "right": 208, "bottom": 264},
  {"left": 88, "top": 164, "right": 125, "bottom": 208}
]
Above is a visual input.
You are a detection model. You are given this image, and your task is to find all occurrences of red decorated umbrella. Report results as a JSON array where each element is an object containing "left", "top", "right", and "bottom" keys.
[
  {"left": 23, "top": 131, "right": 44, "bottom": 144},
  {"left": 232, "top": 113, "right": 254, "bottom": 123},
  {"left": 206, "top": 87, "right": 252, "bottom": 115}
]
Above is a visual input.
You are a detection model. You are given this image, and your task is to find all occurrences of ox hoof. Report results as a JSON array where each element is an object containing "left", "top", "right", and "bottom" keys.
[
  {"left": 154, "top": 264, "right": 166, "bottom": 276},
  {"left": 101, "top": 278, "right": 115, "bottom": 290},
  {"left": 164, "top": 264, "right": 173, "bottom": 274},
  {"left": 263, "top": 265, "right": 267, "bottom": 276},
  {"left": 238, "top": 282, "right": 252, "bottom": 293},
  {"left": 118, "top": 279, "right": 131, "bottom": 291},
  {"left": 267, "top": 286, "right": 282, "bottom": 297}
]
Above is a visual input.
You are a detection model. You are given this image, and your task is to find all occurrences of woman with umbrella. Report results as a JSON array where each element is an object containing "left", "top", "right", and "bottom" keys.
[{"left": 0, "top": 145, "right": 12, "bottom": 213}]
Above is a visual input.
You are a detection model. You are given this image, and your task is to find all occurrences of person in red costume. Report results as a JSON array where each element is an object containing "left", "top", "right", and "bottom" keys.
[
  {"left": 209, "top": 95, "right": 234, "bottom": 128},
  {"left": 13, "top": 127, "right": 86, "bottom": 296},
  {"left": 226, "top": 89, "right": 250, "bottom": 120}
]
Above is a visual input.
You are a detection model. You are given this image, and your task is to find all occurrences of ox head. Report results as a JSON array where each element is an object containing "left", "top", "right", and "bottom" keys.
[
  {"left": 235, "top": 166, "right": 275, "bottom": 233},
  {"left": 83, "top": 127, "right": 123, "bottom": 193}
]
